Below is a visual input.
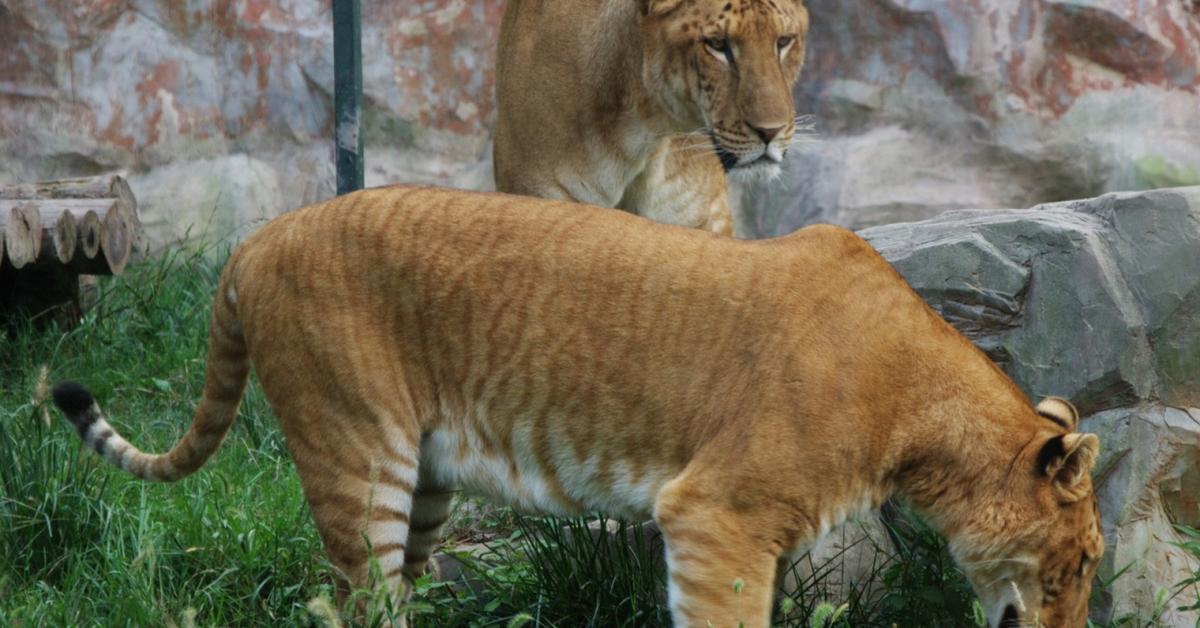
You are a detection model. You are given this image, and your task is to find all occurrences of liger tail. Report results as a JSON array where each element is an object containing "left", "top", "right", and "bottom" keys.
[{"left": 50, "top": 270, "right": 250, "bottom": 482}]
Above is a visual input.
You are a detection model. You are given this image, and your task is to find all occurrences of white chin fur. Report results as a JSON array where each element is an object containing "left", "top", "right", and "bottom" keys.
[{"left": 728, "top": 159, "right": 782, "bottom": 183}]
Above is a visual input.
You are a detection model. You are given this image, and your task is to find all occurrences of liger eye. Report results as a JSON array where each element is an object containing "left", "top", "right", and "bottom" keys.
[
  {"left": 704, "top": 37, "right": 731, "bottom": 58},
  {"left": 777, "top": 35, "right": 795, "bottom": 50}
]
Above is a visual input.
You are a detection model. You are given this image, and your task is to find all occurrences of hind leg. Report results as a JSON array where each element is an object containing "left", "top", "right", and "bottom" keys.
[{"left": 282, "top": 412, "right": 421, "bottom": 623}]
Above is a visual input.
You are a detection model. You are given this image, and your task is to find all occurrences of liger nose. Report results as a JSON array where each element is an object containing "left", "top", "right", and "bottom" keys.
[{"left": 750, "top": 124, "right": 785, "bottom": 145}]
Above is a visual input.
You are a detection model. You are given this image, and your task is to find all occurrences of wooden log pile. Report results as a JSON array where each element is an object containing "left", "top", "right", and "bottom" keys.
[{"left": 0, "top": 175, "right": 141, "bottom": 326}]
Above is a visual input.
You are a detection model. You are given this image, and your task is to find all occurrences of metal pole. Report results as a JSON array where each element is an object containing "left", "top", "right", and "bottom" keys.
[{"left": 333, "top": 0, "right": 364, "bottom": 195}]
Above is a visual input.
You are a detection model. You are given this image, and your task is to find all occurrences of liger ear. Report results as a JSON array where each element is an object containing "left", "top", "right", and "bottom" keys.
[
  {"left": 1036, "top": 433, "right": 1100, "bottom": 502},
  {"left": 640, "top": 0, "right": 685, "bottom": 16},
  {"left": 1036, "top": 396, "right": 1079, "bottom": 431}
]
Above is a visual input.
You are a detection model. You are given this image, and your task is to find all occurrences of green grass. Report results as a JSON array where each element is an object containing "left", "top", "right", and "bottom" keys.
[
  {"left": 0, "top": 248, "right": 329, "bottom": 626},
  {"left": 507, "top": 516, "right": 668, "bottom": 626},
  {"left": 1, "top": 250, "right": 1196, "bottom": 627},
  {"left": 772, "top": 503, "right": 979, "bottom": 626}
]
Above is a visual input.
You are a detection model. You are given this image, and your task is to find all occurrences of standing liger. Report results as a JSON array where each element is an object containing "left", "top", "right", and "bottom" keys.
[
  {"left": 53, "top": 187, "right": 1102, "bottom": 627},
  {"left": 494, "top": 0, "right": 811, "bottom": 234}
]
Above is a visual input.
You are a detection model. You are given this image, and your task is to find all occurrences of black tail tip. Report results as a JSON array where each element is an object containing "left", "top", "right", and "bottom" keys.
[{"left": 52, "top": 380, "right": 96, "bottom": 418}]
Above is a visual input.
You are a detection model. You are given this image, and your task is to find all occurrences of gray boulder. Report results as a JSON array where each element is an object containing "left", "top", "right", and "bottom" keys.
[
  {"left": 862, "top": 187, "right": 1200, "bottom": 624},
  {"left": 1084, "top": 405, "right": 1200, "bottom": 626},
  {"left": 864, "top": 187, "right": 1200, "bottom": 414},
  {"left": 129, "top": 154, "right": 292, "bottom": 255}
]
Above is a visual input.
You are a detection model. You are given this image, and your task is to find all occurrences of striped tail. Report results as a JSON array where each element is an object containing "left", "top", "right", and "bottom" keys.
[{"left": 51, "top": 274, "right": 250, "bottom": 482}]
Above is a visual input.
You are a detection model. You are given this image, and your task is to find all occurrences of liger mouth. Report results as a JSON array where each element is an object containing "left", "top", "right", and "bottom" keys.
[
  {"left": 711, "top": 139, "right": 740, "bottom": 172},
  {"left": 709, "top": 133, "right": 783, "bottom": 172},
  {"left": 749, "top": 154, "right": 783, "bottom": 166}
]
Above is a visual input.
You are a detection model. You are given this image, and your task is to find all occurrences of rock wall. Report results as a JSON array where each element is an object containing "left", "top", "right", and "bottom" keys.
[
  {"left": 3, "top": 1, "right": 1198, "bottom": 249},
  {"left": 0, "top": 0, "right": 502, "bottom": 252},
  {"left": 863, "top": 187, "right": 1200, "bottom": 625},
  {"left": 746, "top": 0, "right": 1200, "bottom": 235}
]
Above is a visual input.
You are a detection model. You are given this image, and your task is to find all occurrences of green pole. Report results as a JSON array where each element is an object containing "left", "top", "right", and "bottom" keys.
[{"left": 333, "top": 0, "right": 364, "bottom": 195}]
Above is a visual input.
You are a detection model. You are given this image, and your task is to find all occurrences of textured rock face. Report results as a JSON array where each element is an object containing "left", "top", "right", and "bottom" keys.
[
  {"left": 864, "top": 187, "right": 1200, "bottom": 414},
  {"left": 4, "top": 2, "right": 1199, "bottom": 247},
  {"left": 862, "top": 187, "right": 1200, "bottom": 624},
  {"left": 744, "top": 0, "right": 1200, "bottom": 235},
  {"left": 1083, "top": 406, "right": 1200, "bottom": 624},
  {"left": 130, "top": 154, "right": 286, "bottom": 255},
  {"left": 0, "top": 0, "right": 503, "bottom": 251}
]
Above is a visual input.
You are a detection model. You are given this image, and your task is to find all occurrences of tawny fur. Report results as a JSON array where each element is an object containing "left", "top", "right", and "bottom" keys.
[
  {"left": 493, "top": 0, "right": 811, "bottom": 235},
  {"left": 54, "top": 186, "right": 1103, "bottom": 627}
]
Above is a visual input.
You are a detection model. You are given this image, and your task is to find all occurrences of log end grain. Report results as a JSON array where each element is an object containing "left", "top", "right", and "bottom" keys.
[
  {"left": 76, "top": 210, "right": 102, "bottom": 260},
  {"left": 40, "top": 210, "right": 78, "bottom": 265},
  {"left": 4, "top": 203, "right": 43, "bottom": 269}
]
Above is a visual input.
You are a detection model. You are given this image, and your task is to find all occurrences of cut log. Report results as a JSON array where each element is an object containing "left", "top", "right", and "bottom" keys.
[
  {"left": 98, "top": 199, "right": 133, "bottom": 275},
  {"left": 0, "top": 174, "right": 141, "bottom": 266},
  {"left": 78, "top": 275, "right": 99, "bottom": 312},
  {"left": 0, "top": 174, "right": 141, "bottom": 329},
  {"left": 0, "top": 174, "right": 135, "bottom": 206},
  {"left": 0, "top": 198, "right": 131, "bottom": 274},
  {"left": 1, "top": 202, "right": 43, "bottom": 269},
  {"left": 19, "top": 200, "right": 104, "bottom": 261},
  {"left": 76, "top": 210, "right": 103, "bottom": 262},
  {"left": 38, "top": 209, "right": 78, "bottom": 265},
  {"left": 0, "top": 174, "right": 140, "bottom": 227}
]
